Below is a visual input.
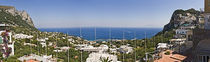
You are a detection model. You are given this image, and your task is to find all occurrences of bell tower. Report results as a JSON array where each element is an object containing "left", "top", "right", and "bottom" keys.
[{"left": 205, "top": 0, "right": 210, "bottom": 13}]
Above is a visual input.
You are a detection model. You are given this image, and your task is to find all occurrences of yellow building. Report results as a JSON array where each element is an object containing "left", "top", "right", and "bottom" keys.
[{"left": 205, "top": 0, "right": 210, "bottom": 13}]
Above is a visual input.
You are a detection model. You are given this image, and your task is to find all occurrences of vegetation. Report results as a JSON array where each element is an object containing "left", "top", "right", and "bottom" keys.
[
  {"left": 0, "top": 32, "right": 89, "bottom": 62},
  {"left": 173, "top": 8, "right": 200, "bottom": 16},
  {"left": 100, "top": 57, "right": 112, "bottom": 62},
  {"left": 165, "top": 51, "right": 170, "bottom": 55},
  {"left": 0, "top": 6, "right": 179, "bottom": 62},
  {"left": 102, "top": 30, "right": 175, "bottom": 62},
  {"left": 0, "top": 9, "right": 37, "bottom": 31}
]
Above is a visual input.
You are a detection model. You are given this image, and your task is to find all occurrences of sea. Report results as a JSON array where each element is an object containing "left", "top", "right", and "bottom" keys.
[{"left": 39, "top": 28, "right": 162, "bottom": 41}]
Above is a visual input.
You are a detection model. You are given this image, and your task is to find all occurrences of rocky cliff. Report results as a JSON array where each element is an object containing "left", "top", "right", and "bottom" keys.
[
  {"left": 163, "top": 8, "right": 203, "bottom": 32},
  {"left": 0, "top": 6, "right": 35, "bottom": 27}
]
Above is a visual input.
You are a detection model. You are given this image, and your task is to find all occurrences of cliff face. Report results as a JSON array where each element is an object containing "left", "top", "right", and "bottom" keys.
[
  {"left": 0, "top": 6, "right": 35, "bottom": 27},
  {"left": 163, "top": 9, "right": 203, "bottom": 32}
]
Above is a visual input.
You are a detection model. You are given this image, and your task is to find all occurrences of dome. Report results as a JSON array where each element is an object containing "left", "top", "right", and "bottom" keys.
[{"left": 196, "top": 39, "right": 210, "bottom": 55}]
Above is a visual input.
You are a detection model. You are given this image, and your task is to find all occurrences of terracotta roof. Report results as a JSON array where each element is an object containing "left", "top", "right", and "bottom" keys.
[
  {"left": 26, "top": 59, "right": 40, "bottom": 62},
  {"left": 154, "top": 50, "right": 186, "bottom": 62}
]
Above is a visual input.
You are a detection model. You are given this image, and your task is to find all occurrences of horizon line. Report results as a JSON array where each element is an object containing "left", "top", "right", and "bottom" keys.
[{"left": 37, "top": 27, "right": 163, "bottom": 29}]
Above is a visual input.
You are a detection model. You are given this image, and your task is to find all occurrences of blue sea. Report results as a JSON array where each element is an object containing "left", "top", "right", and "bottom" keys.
[{"left": 39, "top": 28, "right": 162, "bottom": 41}]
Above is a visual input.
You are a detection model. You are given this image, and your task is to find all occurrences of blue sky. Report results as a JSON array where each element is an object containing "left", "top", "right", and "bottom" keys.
[{"left": 0, "top": 0, "right": 204, "bottom": 28}]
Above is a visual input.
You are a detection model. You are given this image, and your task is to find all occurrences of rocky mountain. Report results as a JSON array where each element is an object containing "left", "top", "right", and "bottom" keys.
[
  {"left": 0, "top": 6, "right": 35, "bottom": 28},
  {"left": 163, "top": 8, "right": 203, "bottom": 32}
]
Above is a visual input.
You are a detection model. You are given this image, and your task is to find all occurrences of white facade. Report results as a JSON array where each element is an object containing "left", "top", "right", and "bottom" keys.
[
  {"left": 13, "top": 34, "right": 33, "bottom": 39},
  {"left": 18, "top": 54, "right": 56, "bottom": 62},
  {"left": 119, "top": 45, "right": 133, "bottom": 54},
  {"left": 0, "top": 31, "right": 14, "bottom": 57},
  {"left": 86, "top": 53, "right": 119, "bottom": 62},
  {"left": 157, "top": 43, "right": 168, "bottom": 49},
  {"left": 80, "top": 45, "right": 101, "bottom": 52},
  {"left": 7, "top": 42, "right": 15, "bottom": 56}
]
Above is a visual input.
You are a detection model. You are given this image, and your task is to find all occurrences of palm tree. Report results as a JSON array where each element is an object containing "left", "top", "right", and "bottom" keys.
[{"left": 100, "top": 57, "right": 112, "bottom": 62}]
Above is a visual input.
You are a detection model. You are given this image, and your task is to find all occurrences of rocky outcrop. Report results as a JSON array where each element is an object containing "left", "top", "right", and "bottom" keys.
[
  {"left": 0, "top": 5, "right": 35, "bottom": 27},
  {"left": 163, "top": 9, "right": 202, "bottom": 32}
]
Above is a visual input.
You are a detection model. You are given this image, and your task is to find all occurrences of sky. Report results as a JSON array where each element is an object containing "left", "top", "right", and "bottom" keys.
[{"left": 0, "top": 0, "right": 204, "bottom": 28}]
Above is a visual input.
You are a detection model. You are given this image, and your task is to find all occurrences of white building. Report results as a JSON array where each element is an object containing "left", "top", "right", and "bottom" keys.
[
  {"left": 18, "top": 54, "right": 56, "bottom": 62},
  {"left": 170, "top": 39, "right": 186, "bottom": 45},
  {"left": 157, "top": 43, "right": 168, "bottom": 49},
  {"left": 86, "top": 52, "right": 120, "bottom": 62},
  {"left": 180, "top": 25, "right": 196, "bottom": 30},
  {"left": 77, "top": 44, "right": 109, "bottom": 52},
  {"left": 60, "top": 46, "right": 71, "bottom": 51},
  {"left": 37, "top": 38, "right": 48, "bottom": 47},
  {"left": 98, "top": 44, "right": 109, "bottom": 52},
  {"left": 13, "top": 34, "right": 33, "bottom": 39},
  {"left": 0, "top": 31, "right": 14, "bottom": 57},
  {"left": 110, "top": 48, "right": 117, "bottom": 53},
  {"left": 119, "top": 45, "right": 133, "bottom": 54},
  {"left": 80, "top": 45, "right": 101, "bottom": 52},
  {"left": 75, "top": 44, "right": 88, "bottom": 49},
  {"left": 53, "top": 50, "right": 63, "bottom": 52}
]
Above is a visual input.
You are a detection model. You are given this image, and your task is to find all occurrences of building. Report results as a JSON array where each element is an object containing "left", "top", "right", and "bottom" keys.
[
  {"left": 186, "top": 29, "right": 210, "bottom": 62},
  {"left": 119, "top": 45, "right": 133, "bottom": 54},
  {"left": 80, "top": 45, "right": 101, "bottom": 52},
  {"left": 0, "top": 24, "right": 15, "bottom": 58},
  {"left": 183, "top": 0, "right": 210, "bottom": 62},
  {"left": 78, "top": 44, "right": 109, "bottom": 53},
  {"left": 169, "top": 39, "right": 192, "bottom": 53},
  {"left": 157, "top": 43, "right": 168, "bottom": 50},
  {"left": 13, "top": 34, "right": 33, "bottom": 39},
  {"left": 204, "top": 0, "right": 210, "bottom": 29},
  {"left": 86, "top": 52, "right": 120, "bottom": 62},
  {"left": 175, "top": 29, "right": 189, "bottom": 35},
  {"left": 18, "top": 54, "right": 56, "bottom": 62},
  {"left": 205, "top": 0, "right": 210, "bottom": 13},
  {"left": 154, "top": 50, "right": 187, "bottom": 62}
]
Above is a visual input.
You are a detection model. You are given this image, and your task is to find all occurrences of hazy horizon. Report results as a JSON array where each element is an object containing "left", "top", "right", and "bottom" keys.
[{"left": 0, "top": 0, "right": 204, "bottom": 28}]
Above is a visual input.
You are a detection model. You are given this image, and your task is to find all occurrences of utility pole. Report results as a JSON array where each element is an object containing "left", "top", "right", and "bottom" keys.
[
  {"left": 67, "top": 32, "right": 70, "bottom": 62},
  {"left": 134, "top": 31, "right": 137, "bottom": 62},
  {"left": 144, "top": 32, "right": 148, "bottom": 62},
  {"left": 123, "top": 31, "right": 125, "bottom": 62},
  {"left": 45, "top": 33, "right": 47, "bottom": 55},
  {"left": 80, "top": 27, "right": 83, "bottom": 62},
  {"left": 109, "top": 28, "right": 112, "bottom": 47},
  {"left": 37, "top": 33, "right": 39, "bottom": 55},
  {"left": 56, "top": 32, "right": 58, "bottom": 59},
  {"left": 80, "top": 27, "right": 82, "bottom": 43},
  {"left": 30, "top": 33, "right": 32, "bottom": 54}
]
